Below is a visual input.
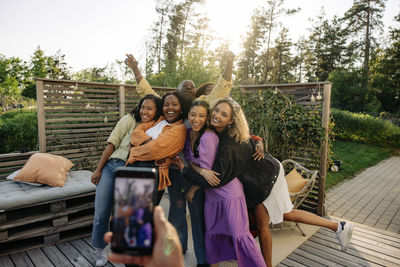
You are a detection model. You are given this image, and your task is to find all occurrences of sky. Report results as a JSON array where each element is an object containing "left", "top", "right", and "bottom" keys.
[{"left": 0, "top": 0, "right": 399, "bottom": 72}]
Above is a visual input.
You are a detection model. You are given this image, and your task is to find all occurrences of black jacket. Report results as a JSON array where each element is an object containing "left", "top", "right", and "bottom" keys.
[{"left": 183, "top": 128, "right": 280, "bottom": 208}]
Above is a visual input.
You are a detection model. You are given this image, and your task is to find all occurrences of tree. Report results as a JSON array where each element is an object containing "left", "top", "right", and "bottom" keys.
[
  {"left": 147, "top": 0, "right": 173, "bottom": 75},
  {"left": 370, "top": 11, "right": 400, "bottom": 113},
  {"left": 304, "top": 11, "right": 353, "bottom": 82},
  {"left": 237, "top": 8, "right": 267, "bottom": 84},
  {"left": 342, "top": 0, "right": 386, "bottom": 88},
  {"left": 329, "top": 69, "right": 367, "bottom": 112},
  {"left": 73, "top": 65, "right": 119, "bottom": 84},
  {"left": 269, "top": 28, "right": 295, "bottom": 83},
  {"left": 261, "top": 0, "right": 300, "bottom": 83},
  {"left": 0, "top": 55, "right": 27, "bottom": 111},
  {"left": 22, "top": 47, "right": 71, "bottom": 99}
]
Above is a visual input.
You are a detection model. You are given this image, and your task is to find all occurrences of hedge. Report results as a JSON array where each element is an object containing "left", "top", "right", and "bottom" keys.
[
  {"left": 331, "top": 108, "right": 400, "bottom": 148},
  {"left": 0, "top": 109, "right": 38, "bottom": 153}
]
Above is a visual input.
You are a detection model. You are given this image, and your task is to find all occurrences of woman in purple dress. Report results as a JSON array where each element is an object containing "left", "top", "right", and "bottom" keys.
[{"left": 174, "top": 100, "right": 266, "bottom": 267}]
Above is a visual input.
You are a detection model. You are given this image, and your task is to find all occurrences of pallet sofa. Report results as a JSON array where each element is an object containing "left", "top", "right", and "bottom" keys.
[{"left": 0, "top": 153, "right": 96, "bottom": 256}]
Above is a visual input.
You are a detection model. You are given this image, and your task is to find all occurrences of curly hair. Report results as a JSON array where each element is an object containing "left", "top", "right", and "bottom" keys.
[
  {"left": 130, "top": 94, "right": 163, "bottom": 122},
  {"left": 211, "top": 98, "right": 250, "bottom": 144}
]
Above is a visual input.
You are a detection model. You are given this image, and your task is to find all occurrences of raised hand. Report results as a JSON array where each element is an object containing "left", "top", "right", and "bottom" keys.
[
  {"left": 125, "top": 54, "right": 139, "bottom": 70},
  {"left": 223, "top": 51, "right": 235, "bottom": 62}
]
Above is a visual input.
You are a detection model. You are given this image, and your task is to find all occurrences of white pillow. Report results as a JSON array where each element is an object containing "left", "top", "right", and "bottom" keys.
[{"left": 7, "top": 169, "right": 44, "bottom": 187}]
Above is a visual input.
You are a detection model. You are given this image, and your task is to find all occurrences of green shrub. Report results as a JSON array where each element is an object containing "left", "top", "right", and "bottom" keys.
[
  {"left": 232, "top": 88, "right": 325, "bottom": 163},
  {"left": 332, "top": 108, "right": 400, "bottom": 148},
  {"left": 0, "top": 109, "right": 38, "bottom": 153}
]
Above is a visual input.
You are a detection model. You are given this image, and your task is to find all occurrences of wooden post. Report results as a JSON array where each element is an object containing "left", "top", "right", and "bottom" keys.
[
  {"left": 119, "top": 85, "right": 125, "bottom": 119},
  {"left": 36, "top": 80, "right": 46, "bottom": 152},
  {"left": 317, "top": 83, "right": 332, "bottom": 215}
]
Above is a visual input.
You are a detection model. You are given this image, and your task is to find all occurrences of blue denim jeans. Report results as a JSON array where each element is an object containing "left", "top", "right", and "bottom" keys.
[
  {"left": 91, "top": 158, "right": 126, "bottom": 248},
  {"left": 168, "top": 169, "right": 207, "bottom": 264}
]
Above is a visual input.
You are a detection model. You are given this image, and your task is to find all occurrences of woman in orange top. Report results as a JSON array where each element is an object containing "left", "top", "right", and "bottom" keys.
[{"left": 126, "top": 91, "right": 187, "bottom": 204}]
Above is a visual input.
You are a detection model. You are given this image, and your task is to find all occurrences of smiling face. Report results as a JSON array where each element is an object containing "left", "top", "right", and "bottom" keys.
[
  {"left": 211, "top": 102, "right": 233, "bottom": 133},
  {"left": 188, "top": 105, "right": 208, "bottom": 132},
  {"left": 139, "top": 99, "right": 157, "bottom": 123},
  {"left": 178, "top": 80, "right": 195, "bottom": 100},
  {"left": 163, "top": 94, "right": 182, "bottom": 123}
]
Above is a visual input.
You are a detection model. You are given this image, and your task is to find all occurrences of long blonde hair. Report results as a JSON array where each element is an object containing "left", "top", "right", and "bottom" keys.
[{"left": 211, "top": 98, "right": 250, "bottom": 144}]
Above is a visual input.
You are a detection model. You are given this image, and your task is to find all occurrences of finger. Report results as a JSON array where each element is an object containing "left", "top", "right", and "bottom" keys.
[
  {"left": 211, "top": 174, "right": 220, "bottom": 182},
  {"left": 108, "top": 252, "right": 148, "bottom": 265},
  {"left": 211, "top": 171, "right": 220, "bottom": 176},
  {"left": 104, "top": 232, "right": 112, "bottom": 243}
]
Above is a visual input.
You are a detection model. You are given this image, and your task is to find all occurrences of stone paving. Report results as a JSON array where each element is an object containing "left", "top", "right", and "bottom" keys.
[{"left": 326, "top": 156, "right": 400, "bottom": 234}]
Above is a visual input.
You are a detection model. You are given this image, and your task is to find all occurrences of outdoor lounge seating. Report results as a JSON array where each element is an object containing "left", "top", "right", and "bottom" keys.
[{"left": 0, "top": 162, "right": 95, "bottom": 256}]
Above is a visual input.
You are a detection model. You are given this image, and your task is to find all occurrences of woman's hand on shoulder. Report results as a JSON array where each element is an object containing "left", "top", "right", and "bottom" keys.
[{"left": 252, "top": 141, "right": 265, "bottom": 161}]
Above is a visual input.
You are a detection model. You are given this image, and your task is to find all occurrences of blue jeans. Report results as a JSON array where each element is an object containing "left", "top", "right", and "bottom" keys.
[
  {"left": 168, "top": 169, "right": 207, "bottom": 264},
  {"left": 91, "top": 158, "right": 126, "bottom": 248}
]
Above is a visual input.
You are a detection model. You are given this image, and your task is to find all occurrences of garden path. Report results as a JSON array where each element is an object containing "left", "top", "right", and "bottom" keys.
[{"left": 326, "top": 156, "right": 400, "bottom": 234}]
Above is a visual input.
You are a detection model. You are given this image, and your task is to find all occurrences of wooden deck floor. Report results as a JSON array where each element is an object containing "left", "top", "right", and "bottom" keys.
[
  {"left": 1, "top": 219, "right": 399, "bottom": 267},
  {"left": 278, "top": 218, "right": 400, "bottom": 267},
  {"left": 0, "top": 237, "right": 123, "bottom": 267}
]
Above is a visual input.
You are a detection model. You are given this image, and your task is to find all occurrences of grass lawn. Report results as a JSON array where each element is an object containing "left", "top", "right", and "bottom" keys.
[{"left": 326, "top": 140, "right": 395, "bottom": 189}]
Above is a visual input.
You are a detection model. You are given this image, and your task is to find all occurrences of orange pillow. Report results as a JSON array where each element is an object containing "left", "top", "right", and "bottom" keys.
[
  {"left": 14, "top": 153, "right": 74, "bottom": 187},
  {"left": 285, "top": 169, "right": 308, "bottom": 200}
]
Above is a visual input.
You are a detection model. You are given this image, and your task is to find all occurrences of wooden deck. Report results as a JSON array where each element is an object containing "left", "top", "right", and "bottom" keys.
[
  {"left": 1, "top": 218, "right": 399, "bottom": 267},
  {"left": 0, "top": 237, "right": 123, "bottom": 267},
  {"left": 278, "top": 218, "right": 400, "bottom": 267}
]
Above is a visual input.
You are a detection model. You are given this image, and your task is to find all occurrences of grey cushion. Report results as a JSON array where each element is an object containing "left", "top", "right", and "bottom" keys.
[{"left": 0, "top": 170, "right": 95, "bottom": 210}]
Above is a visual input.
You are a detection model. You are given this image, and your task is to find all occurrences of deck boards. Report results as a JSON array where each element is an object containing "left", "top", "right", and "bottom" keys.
[{"left": 0, "top": 219, "right": 398, "bottom": 267}]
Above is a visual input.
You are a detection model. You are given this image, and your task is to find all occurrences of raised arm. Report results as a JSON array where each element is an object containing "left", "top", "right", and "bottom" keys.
[
  {"left": 203, "top": 51, "right": 235, "bottom": 103},
  {"left": 222, "top": 51, "right": 235, "bottom": 82},
  {"left": 125, "top": 54, "right": 160, "bottom": 98}
]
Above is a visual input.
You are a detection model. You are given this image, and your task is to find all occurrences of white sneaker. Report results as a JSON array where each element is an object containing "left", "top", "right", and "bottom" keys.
[
  {"left": 95, "top": 248, "right": 108, "bottom": 267},
  {"left": 336, "top": 222, "right": 354, "bottom": 252}
]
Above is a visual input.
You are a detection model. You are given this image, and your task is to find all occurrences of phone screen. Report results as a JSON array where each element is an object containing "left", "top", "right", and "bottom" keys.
[{"left": 111, "top": 167, "right": 155, "bottom": 255}]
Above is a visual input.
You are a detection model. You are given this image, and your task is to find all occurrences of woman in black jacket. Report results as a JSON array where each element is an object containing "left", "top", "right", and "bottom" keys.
[{"left": 182, "top": 98, "right": 354, "bottom": 267}]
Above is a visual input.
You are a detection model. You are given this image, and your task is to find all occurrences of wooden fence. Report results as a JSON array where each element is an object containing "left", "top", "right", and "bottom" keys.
[{"left": 35, "top": 78, "right": 175, "bottom": 170}]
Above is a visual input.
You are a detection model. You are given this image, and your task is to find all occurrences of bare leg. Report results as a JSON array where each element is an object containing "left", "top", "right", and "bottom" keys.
[
  {"left": 211, "top": 264, "right": 218, "bottom": 267},
  {"left": 283, "top": 209, "right": 338, "bottom": 231},
  {"left": 254, "top": 204, "right": 272, "bottom": 267}
]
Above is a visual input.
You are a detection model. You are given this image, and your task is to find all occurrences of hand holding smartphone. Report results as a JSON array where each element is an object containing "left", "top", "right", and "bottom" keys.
[{"left": 111, "top": 167, "right": 157, "bottom": 256}]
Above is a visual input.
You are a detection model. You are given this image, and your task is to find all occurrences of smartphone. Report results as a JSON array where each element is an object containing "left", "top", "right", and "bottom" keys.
[{"left": 111, "top": 166, "right": 157, "bottom": 255}]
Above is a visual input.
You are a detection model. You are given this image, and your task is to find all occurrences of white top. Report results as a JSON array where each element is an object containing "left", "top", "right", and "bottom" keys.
[{"left": 146, "top": 120, "right": 170, "bottom": 140}]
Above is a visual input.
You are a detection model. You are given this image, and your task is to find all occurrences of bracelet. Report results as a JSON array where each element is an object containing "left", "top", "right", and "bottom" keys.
[{"left": 251, "top": 135, "right": 263, "bottom": 142}]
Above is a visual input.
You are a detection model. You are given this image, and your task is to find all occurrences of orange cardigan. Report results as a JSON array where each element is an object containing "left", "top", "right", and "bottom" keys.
[{"left": 126, "top": 117, "right": 186, "bottom": 190}]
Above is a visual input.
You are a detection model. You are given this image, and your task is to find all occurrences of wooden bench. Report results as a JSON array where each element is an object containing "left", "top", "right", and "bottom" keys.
[{"left": 0, "top": 152, "right": 96, "bottom": 256}]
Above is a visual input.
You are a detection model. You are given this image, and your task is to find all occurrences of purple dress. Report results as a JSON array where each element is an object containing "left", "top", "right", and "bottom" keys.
[{"left": 184, "top": 129, "right": 266, "bottom": 267}]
